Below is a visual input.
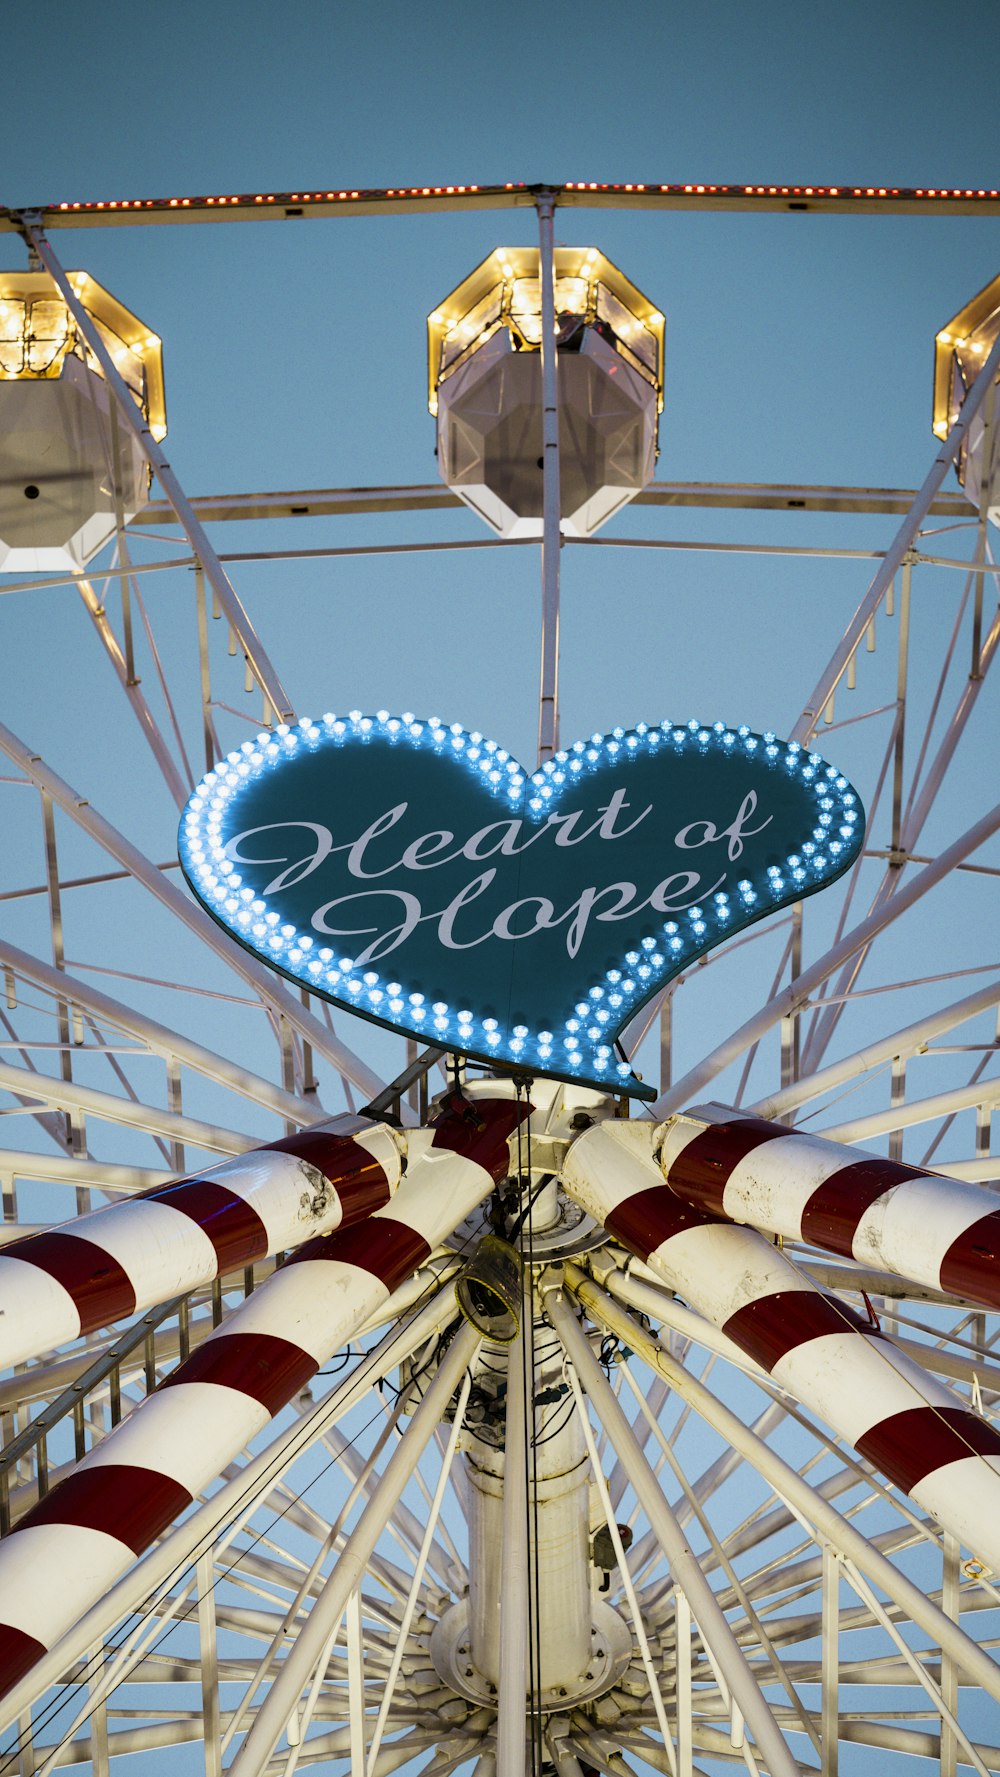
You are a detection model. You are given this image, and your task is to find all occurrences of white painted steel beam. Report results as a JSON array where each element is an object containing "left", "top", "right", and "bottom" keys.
[
  {"left": 0, "top": 939, "right": 313, "bottom": 1125},
  {"left": 748, "top": 976, "right": 1000, "bottom": 1121},
  {"left": 819, "top": 1077, "right": 1000, "bottom": 1142},
  {"left": 563, "top": 1118, "right": 1000, "bottom": 1566},
  {"left": 226, "top": 1321, "right": 481, "bottom": 1777},
  {"left": 0, "top": 1057, "right": 254, "bottom": 1155},
  {"left": 495, "top": 1320, "right": 529, "bottom": 1777},
  {"left": 567, "top": 1267, "right": 1000, "bottom": 1706},
  {"left": 0, "top": 1280, "right": 464, "bottom": 1733},
  {"left": 0, "top": 1149, "right": 170, "bottom": 1194},
  {"left": 536, "top": 191, "right": 561, "bottom": 765},
  {"left": 929, "top": 1155, "right": 1000, "bottom": 1181},
  {"left": 129, "top": 481, "right": 971, "bottom": 526},
  {"left": 364, "top": 1371, "right": 471, "bottom": 1776},
  {"left": 75, "top": 577, "right": 190, "bottom": 808},
  {"left": 563, "top": 1361, "right": 678, "bottom": 1773},
  {"left": 0, "top": 720, "right": 387, "bottom": 1105},
  {"left": 791, "top": 319, "right": 1000, "bottom": 746},
  {"left": 802, "top": 596, "right": 1000, "bottom": 1077},
  {"left": 652, "top": 798, "right": 1000, "bottom": 1118},
  {"left": 545, "top": 1283, "right": 799, "bottom": 1777},
  {"left": 8, "top": 183, "right": 1000, "bottom": 232},
  {"left": 21, "top": 221, "right": 295, "bottom": 726}
]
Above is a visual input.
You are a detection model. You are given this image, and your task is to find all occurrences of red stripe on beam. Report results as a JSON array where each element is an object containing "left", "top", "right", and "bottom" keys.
[
  {"left": 292, "top": 1217, "right": 431, "bottom": 1290},
  {"left": 0, "top": 1623, "right": 48, "bottom": 1697},
  {"left": 605, "top": 1185, "right": 717, "bottom": 1261},
  {"left": 664, "top": 1117, "right": 790, "bottom": 1214},
  {"left": 430, "top": 1097, "right": 529, "bottom": 1179},
  {"left": 800, "top": 1158, "right": 926, "bottom": 1257},
  {"left": 857, "top": 1405, "right": 1000, "bottom": 1493},
  {"left": 939, "top": 1210, "right": 1000, "bottom": 1307},
  {"left": 14, "top": 1465, "right": 192, "bottom": 1555},
  {"left": 5, "top": 1232, "right": 136, "bottom": 1328},
  {"left": 159, "top": 1330, "right": 317, "bottom": 1414},
  {"left": 147, "top": 1178, "right": 270, "bottom": 1270},
  {"left": 264, "top": 1128, "right": 393, "bottom": 1220},
  {"left": 722, "top": 1289, "right": 873, "bottom": 1372}
]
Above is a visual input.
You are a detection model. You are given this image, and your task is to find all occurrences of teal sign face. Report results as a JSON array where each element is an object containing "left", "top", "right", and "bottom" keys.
[{"left": 178, "top": 713, "right": 865, "bottom": 1099}]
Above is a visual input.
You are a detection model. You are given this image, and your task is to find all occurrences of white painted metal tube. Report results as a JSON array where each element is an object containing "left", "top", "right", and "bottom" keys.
[
  {"left": 820, "top": 1077, "right": 1000, "bottom": 1142},
  {"left": 227, "top": 1319, "right": 481, "bottom": 1777},
  {"left": 365, "top": 1370, "right": 472, "bottom": 1776},
  {"left": 467, "top": 1318, "right": 591, "bottom": 1696},
  {"left": 790, "top": 316, "right": 1000, "bottom": 745},
  {"left": 23, "top": 220, "right": 294, "bottom": 726},
  {"left": 0, "top": 1150, "right": 171, "bottom": 1195},
  {"left": 75, "top": 574, "right": 190, "bottom": 809},
  {"left": 536, "top": 190, "right": 561, "bottom": 764},
  {"left": 0, "top": 1055, "right": 254, "bottom": 1155},
  {"left": 567, "top": 1264, "right": 1000, "bottom": 1708},
  {"left": 495, "top": 1321, "right": 529, "bottom": 1777},
  {"left": 0, "top": 1279, "right": 462, "bottom": 1735},
  {"left": 799, "top": 601, "right": 1000, "bottom": 1081},
  {"left": 748, "top": 974, "right": 1000, "bottom": 1122},
  {"left": 0, "top": 936, "right": 310, "bottom": 1125},
  {"left": 545, "top": 1284, "right": 800, "bottom": 1777},
  {"left": 0, "top": 1115, "right": 402, "bottom": 1370},
  {"left": 0, "top": 718, "right": 387, "bottom": 1103},
  {"left": 0, "top": 1097, "right": 524, "bottom": 1703},
  {"left": 651, "top": 797, "right": 1000, "bottom": 1118},
  {"left": 609, "top": 1256, "right": 1000, "bottom": 1410},
  {"left": 932, "top": 1156, "right": 1000, "bottom": 1182},
  {"left": 658, "top": 1101, "right": 1000, "bottom": 1312},
  {"left": 563, "top": 1119, "right": 1000, "bottom": 1567}
]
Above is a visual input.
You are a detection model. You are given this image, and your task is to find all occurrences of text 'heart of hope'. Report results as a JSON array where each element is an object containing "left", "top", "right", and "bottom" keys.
[{"left": 178, "top": 713, "right": 865, "bottom": 1099}]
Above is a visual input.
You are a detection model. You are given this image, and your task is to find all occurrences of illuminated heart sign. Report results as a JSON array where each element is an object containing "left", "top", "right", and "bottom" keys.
[{"left": 178, "top": 713, "right": 865, "bottom": 1099}]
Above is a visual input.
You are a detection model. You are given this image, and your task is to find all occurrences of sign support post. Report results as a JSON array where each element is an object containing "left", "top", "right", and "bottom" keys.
[{"left": 536, "top": 191, "right": 561, "bottom": 764}]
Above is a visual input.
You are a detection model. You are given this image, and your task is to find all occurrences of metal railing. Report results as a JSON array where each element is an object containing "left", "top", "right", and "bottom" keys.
[{"left": 0, "top": 1264, "right": 264, "bottom": 1536}]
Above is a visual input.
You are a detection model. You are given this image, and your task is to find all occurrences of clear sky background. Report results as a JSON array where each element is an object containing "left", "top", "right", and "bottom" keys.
[{"left": 0, "top": 0, "right": 998, "bottom": 1145}]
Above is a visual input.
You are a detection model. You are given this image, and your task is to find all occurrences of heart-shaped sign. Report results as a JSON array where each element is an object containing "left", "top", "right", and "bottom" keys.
[{"left": 178, "top": 712, "right": 865, "bottom": 1099}]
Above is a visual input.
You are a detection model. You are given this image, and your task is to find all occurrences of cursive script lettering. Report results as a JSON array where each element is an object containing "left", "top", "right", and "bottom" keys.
[
  {"left": 674, "top": 789, "right": 771, "bottom": 861},
  {"left": 224, "top": 787, "right": 762, "bottom": 966}
]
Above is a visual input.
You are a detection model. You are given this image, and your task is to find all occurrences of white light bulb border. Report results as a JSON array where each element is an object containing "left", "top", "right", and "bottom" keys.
[{"left": 178, "top": 710, "right": 863, "bottom": 1094}]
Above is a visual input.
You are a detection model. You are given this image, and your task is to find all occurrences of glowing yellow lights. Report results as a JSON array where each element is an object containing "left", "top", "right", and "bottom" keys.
[
  {"left": 0, "top": 270, "right": 166, "bottom": 440},
  {"left": 932, "top": 270, "right": 1000, "bottom": 476},
  {"left": 427, "top": 245, "right": 665, "bottom": 414}
]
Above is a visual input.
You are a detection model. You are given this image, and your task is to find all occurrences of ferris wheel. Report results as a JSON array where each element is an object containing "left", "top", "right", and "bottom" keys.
[{"left": 0, "top": 179, "right": 998, "bottom": 1777}]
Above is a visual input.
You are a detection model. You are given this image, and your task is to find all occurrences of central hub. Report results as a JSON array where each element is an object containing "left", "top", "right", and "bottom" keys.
[{"left": 430, "top": 1597, "right": 632, "bottom": 1713}]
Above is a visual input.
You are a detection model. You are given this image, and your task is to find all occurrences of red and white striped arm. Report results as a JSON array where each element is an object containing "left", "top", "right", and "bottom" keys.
[
  {"left": 0, "top": 1095, "right": 524, "bottom": 1701},
  {"left": 659, "top": 1102, "right": 1000, "bottom": 1308},
  {"left": 563, "top": 1119, "right": 1000, "bottom": 1567},
  {"left": 0, "top": 1117, "right": 402, "bottom": 1371}
]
